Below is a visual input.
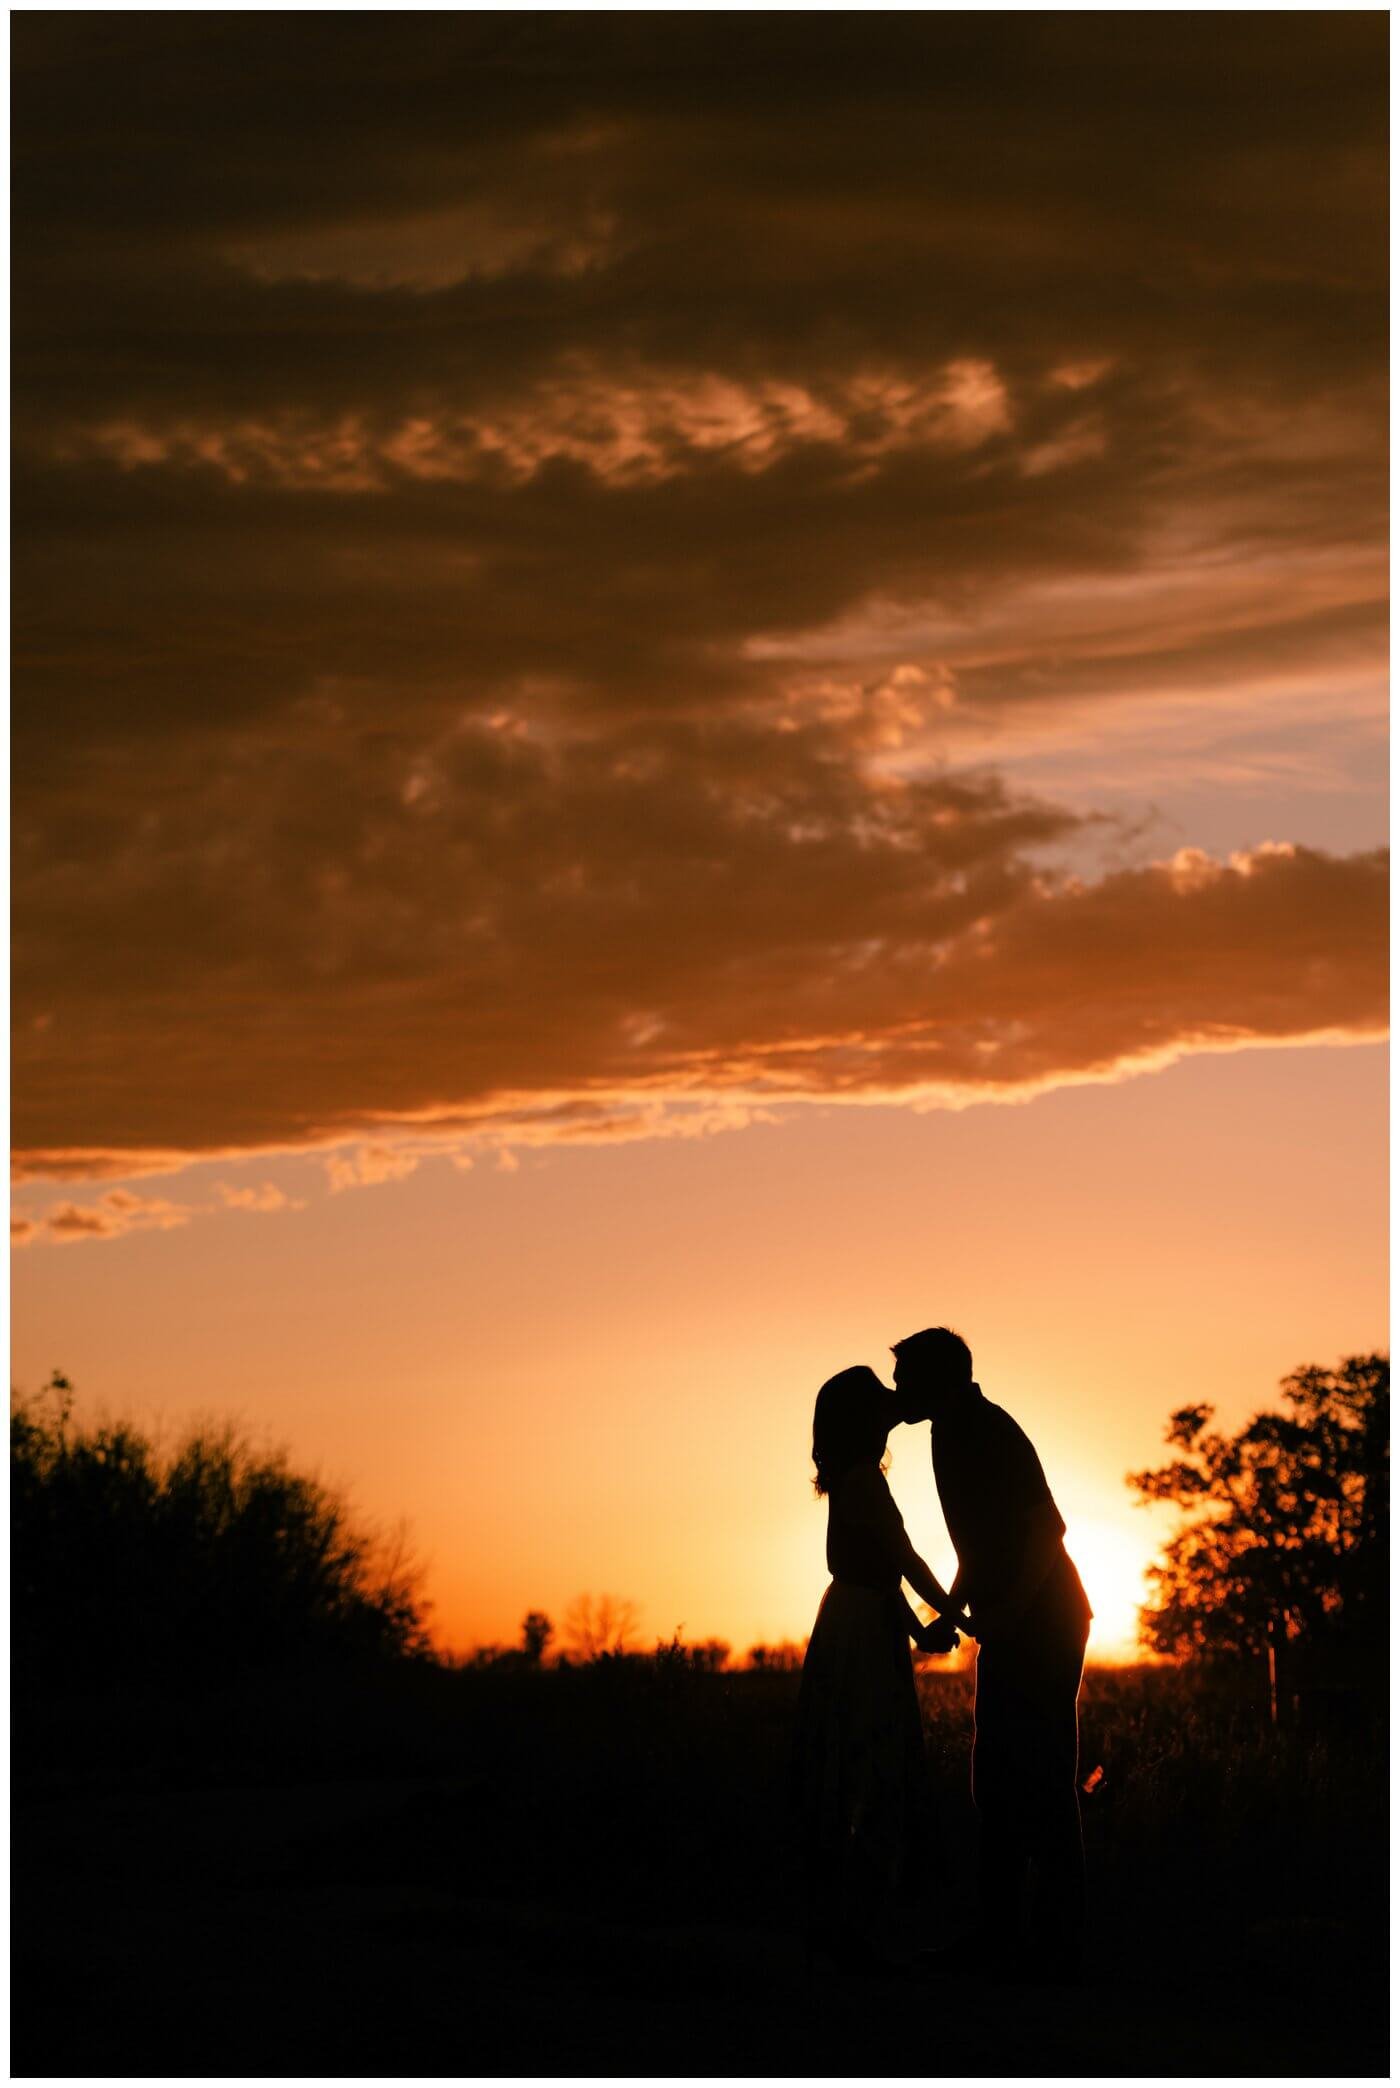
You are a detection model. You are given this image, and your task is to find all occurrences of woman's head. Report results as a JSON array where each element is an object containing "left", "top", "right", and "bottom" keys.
[{"left": 811, "top": 1365, "right": 891, "bottom": 1495}]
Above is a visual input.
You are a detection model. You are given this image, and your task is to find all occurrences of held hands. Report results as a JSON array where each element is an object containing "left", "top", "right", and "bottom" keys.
[{"left": 913, "top": 1614, "right": 965, "bottom": 1656}]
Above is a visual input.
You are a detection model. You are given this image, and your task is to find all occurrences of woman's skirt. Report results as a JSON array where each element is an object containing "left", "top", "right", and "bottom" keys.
[{"left": 792, "top": 1579, "right": 938, "bottom": 1953}]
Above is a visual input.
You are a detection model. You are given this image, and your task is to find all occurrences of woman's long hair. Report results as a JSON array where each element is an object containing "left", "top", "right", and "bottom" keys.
[{"left": 811, "top": 1365, "right": 890, "bottom": 1495}]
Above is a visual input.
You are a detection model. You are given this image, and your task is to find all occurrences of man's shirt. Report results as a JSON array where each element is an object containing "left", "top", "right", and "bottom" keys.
[{"left": 930, "top": 1387, "right": 1091, "bottom": 1627}]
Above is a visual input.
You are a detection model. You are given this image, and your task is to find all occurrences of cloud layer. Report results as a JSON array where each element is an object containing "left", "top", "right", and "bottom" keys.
[{"left": 11, "top": 16, "right": 1387, "bottom": 1193}]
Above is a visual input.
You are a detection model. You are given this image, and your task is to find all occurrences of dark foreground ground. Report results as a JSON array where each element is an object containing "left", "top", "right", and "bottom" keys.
[{"left": 13, "top": 1659, "right": 1388, "bottom": 2077}]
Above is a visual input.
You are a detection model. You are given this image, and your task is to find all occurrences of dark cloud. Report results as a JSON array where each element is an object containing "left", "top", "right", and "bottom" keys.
[
  {"left": 10, "top": 16, "right": 1387, "bottom": 1180},
  {"left": 12, "top": 702, "right": 1386, "bottom": 1172}
]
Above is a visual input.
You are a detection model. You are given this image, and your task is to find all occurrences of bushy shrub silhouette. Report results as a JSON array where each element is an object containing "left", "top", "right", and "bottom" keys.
[
  {"left": 745, "top": 1641, "right": 805, "bottom": 1671},
  {"left": 11, "top": 1372, "right": 429, "bottom": 1684}
]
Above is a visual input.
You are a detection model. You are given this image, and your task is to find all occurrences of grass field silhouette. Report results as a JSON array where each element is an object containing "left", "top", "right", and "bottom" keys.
[
  {"left": 11, "top": 1374, "right": 1387, "bottom": 2076},
  {"left": 14, "top": 1640, "right": 1386, "bottom": 2074}
]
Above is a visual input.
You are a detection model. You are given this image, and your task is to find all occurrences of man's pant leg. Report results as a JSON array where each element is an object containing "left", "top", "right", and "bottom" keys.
[
  {"left": 1022, "top": 1616, "right": 1088, "bottom": 1971},
  {"left": 972, "top": 1615, "right": 1088, "bottom": 1974},
  {"left": 970, "top": 1642, "right": 1032, "bottom": 1970}
]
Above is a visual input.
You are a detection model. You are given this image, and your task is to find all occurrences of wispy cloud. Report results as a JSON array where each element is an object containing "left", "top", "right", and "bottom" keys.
[
  {"left": 324, "top": 1146, "right": 422, "bottom": 1194},
  {"left": 216, "top": 1180, "right": 306, "bottom": 1213},
  {"left": 13, "top": 1190, "right": 197, "bottom": 1247}
]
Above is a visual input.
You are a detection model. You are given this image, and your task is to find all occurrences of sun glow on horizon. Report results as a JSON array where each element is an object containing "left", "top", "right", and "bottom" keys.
[{"left": 1070, "top": 1518, "right": 1156, "bottom": 1661}]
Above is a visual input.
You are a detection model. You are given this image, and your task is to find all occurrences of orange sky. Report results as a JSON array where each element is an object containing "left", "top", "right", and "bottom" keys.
[
  {"left": 10, "top": 17, "right": 1388, "bottom": 1660},
  {"left": 10, "top": 1039, "right": 1387, "bottom": 1657}
]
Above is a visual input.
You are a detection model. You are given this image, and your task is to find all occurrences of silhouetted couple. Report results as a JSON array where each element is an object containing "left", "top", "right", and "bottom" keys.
[{"left": 794, "top": 1326, "right": 1092, "bottom": 1983}]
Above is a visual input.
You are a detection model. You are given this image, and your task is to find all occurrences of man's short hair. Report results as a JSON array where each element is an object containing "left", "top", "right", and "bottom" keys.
[{"left": 891, "top": 1326, "right": 973, "bottom": 1382}]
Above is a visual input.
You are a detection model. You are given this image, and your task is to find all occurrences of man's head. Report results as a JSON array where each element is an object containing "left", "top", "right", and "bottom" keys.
[{"left": 891, "top": 1326, "right": 974, "bottom": 1423}]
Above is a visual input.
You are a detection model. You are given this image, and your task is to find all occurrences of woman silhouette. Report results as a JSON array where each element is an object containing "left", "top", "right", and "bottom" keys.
[{"left": 793, "top": 1364, "right": 968, "bottom": 1969}]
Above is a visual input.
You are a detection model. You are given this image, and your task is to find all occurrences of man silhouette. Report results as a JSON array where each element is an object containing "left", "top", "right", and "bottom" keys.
[{"left": 890, "top": 1326, "right": 1092, "bottom": 1980}]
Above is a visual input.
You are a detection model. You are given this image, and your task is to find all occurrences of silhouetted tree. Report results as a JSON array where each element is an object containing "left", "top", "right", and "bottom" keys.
[
  {"left": 562, "top": 1591, "right": 639, "bottom": 1661},
  {"left": 1130, "top": 1353, "right": 1388, "bottom": 1662},
  {"left": 11, "top": 1372, "right": 431, "bottom": 1683},
  {"left": 521, "top": 1610, "right": 554, "bottom": 1663}
]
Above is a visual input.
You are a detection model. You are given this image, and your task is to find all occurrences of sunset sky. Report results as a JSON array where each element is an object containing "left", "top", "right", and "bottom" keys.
[{"left": 11, "top": 16, "right": 1388, "bottom": 1657}]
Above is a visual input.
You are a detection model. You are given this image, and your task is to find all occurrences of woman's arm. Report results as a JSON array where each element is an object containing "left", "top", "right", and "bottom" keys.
[
  {"left": 846, "top": 1465, "right": 974, "bottom": 1629},
  {"left": 895, "top": 1530, "right": 972, "bottom": 1629}
]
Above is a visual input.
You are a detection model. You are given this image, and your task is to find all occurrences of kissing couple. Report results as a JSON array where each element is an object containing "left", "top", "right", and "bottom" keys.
[{"left": 794, "top": 1326, "right": 1092, "bottom": 1982}]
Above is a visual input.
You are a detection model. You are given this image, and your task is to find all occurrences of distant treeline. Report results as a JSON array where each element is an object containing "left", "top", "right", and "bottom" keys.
[
  {"left": 463, "top": 1603, "right": 806, "bottom": 1670},
  {"left": 460, "top": 1601, "right": 807, "bottom": 1674}
]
